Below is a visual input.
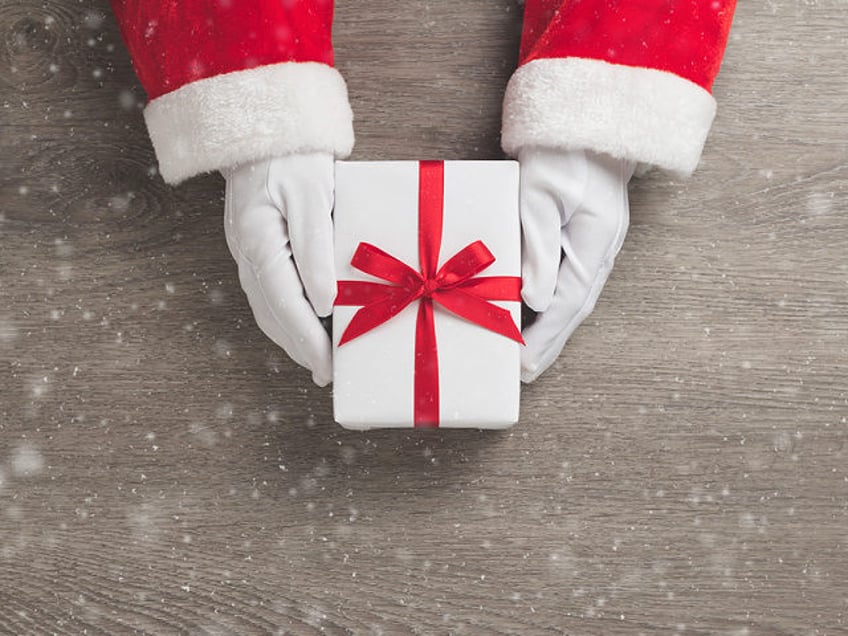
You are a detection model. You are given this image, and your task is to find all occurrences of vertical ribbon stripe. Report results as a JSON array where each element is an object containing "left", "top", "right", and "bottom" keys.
[
  {"left": 414, "top": 161, "right": 445, "bottom": 427},
  {"left": 418, "top": 161, "right": 445, "bottom": 280}
]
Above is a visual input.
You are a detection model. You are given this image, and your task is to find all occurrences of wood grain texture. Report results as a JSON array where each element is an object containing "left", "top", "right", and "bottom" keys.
[{"left": 1, "top": 1, "right": 847, "bottom": 634}]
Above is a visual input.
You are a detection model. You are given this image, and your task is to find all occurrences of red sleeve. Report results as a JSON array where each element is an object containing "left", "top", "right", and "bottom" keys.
[
  {"left": 110, "top": 0, "right": 336, "bottom": 99},
  {"left": 110, "top": 0, "right": 353, "bottom": 184},
  {"left": 503, "top": 0, "right": 738, "bottom": 175},
  {"left": 519, "top": 0, "right": 736, "bottom": 92}
]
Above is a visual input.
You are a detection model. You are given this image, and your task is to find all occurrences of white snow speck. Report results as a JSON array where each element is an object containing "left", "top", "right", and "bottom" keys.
[
  {"left": 53, "top": 238, "right": 72, "bottom": 255},
  {"left": 339, "top": 445, "right": 357, "bottom": 465},
  {"left": 83, "top": 11, "right": 104, "bottom": 29},
  {"left": 10, "top": 445, "right": 45, "bottom": 477},
  {"left": 208, "top": 288, "right": 225, "bottom": 305},
  {"left": 30, "top": 375, "right": 49, "bottom": 398},
  {"left": 0, "top": 318, "right": 19, "bottom": 344},
  {"left": 738, "top": 512, "right": 756, "bottom": 529},
  {"left": 805, "top": 191, "right": 835, "bottom": 216},
  {"left": 57, "top": 264, "right": 73, "bottom": 281},
  {"left": 215, "top": 403, "right": 234, "bottom": 420},
  {"left": 189, "top": 422, "right": 219, "bottom": 448},
  {"left": 109, "top": 193, "right": 133, "bottom": 212},
  {"left": 773, "top": 431, "right": 792, "bottom": 452},
  {"left": 119, "top": 90, "right": 137, "bottom": 110},
  {"left": 213, "top": 339, "right": 232, "bottom": 358}
]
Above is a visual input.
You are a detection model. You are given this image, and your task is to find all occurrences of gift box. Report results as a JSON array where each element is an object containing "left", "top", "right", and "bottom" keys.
[{"left": 333, "top": 160, "right": 522, "bottom": 430}]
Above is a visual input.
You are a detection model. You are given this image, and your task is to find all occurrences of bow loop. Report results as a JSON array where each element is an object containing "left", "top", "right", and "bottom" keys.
[
  {"left": 350, "top": 243, "right": 423, "bottom": 290},
  {"left": 434, "top": 240, "right": 496, "bottom": 289}
]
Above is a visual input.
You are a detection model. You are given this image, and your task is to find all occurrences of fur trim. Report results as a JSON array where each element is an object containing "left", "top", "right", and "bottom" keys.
[
  {"left": 144, "top": 62, "right": 354, "bottom": 184},
  {"left": 502, "top": 58, "right": 717, "bottom": 177}
]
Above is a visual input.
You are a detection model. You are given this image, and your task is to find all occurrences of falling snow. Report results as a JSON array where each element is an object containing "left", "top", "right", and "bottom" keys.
[
  {"left": 10, "top": 445, "right": 45, "bottom": 477},
  {"left": 0, "top": 318, "right": 19, "bottom": 344}
]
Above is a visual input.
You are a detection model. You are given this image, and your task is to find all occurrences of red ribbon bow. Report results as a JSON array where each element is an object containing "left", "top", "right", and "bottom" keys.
[{"left": 335, "top": 161, "right": 523, "bottom": 428}]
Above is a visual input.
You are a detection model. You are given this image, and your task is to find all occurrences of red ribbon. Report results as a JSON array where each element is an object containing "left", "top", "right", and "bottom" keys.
[{"left": 335, "top": 161, "right": 523, "bottom": 428}]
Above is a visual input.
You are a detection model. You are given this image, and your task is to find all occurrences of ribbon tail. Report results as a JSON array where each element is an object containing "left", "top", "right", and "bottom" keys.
[
  {"left": 434, "top": 290, "right": 524, "bottom": 345},
  {"left": 338, "top": 290, "right": 417, "bottom": 346},
  {"left": 413, "top": 298, "right": 439, "bottom": 427}
]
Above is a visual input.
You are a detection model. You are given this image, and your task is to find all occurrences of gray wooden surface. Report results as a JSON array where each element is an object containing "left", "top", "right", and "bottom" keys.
[{"left": 2, "top": 1, "right": 847, "bottom": 634}]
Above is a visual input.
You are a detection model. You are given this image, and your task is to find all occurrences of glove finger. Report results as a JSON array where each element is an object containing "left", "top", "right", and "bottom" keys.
[
  {"left": 238, "top": 248, "right": 333, "bottom": 387},
  {"left": 518, "top": 148, "right": 591, "bottom": 312},
  {"left": 519, "top": 178, "right": 563, "bottom": 313},
  {"left": 238, "top": 261, "right": 312, "bottom": 372},
  {"left": 271, "top": 155, "right": 337, "bottom": 318},
  {"left": 521, "top": 173, "right": 631, "bottom": 383},
  {"left": 225, "top": 188, "right": 317, "bottom": 373},
  {"left": 224, "top": 158, "right": 334, "bottom": 386}
]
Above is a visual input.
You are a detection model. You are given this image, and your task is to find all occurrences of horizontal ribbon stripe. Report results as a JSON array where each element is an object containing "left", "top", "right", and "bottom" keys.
[{"left": 457, "top": 276, "right": 523, "bottom": 300}]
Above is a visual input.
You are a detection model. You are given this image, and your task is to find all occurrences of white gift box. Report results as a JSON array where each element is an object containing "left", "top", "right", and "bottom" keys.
[{"left": 333, "top": 161, "right": 521, "bottom": 430}]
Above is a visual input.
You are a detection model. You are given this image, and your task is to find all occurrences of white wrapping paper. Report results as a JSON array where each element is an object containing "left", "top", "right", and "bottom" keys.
[{"left": 333, "top": 161, "right": 521, "bottom": 429}]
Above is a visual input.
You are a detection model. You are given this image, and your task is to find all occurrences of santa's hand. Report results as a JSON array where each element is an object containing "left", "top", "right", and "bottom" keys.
[
  {"left": 519, "top": 148, "right": 636, "bottom": 383},
  {"left": 223, "top": 154, "right": 336, "bottom": 386}
]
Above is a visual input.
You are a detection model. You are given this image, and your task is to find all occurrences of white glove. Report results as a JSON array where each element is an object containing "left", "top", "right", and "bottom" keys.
[
  {"left": 223, "top": 154, "right": 336, "bottom": 386},
  {"left": 519, "top": 148, "right": 636, "bottom": 383}
]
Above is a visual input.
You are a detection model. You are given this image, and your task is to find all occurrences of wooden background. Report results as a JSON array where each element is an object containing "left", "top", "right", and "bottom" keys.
[{"left": 2, "top": 1, "right": 847, "bottom": 634}]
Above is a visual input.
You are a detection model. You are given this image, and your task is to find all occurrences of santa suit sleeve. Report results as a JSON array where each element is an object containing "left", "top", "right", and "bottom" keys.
[
  {"left": 502, "top": 0, "right": 737, "bottom": 176},
  {"left": 110, "top": 0, "right": 354, "bottom": 184}
]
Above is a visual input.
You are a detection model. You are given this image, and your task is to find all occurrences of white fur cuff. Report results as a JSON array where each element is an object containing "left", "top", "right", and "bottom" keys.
[
  {"left": 502, "top": 58, "right": 717, "bottom": 177},
  {"left": 144, "top": 62, "right": 355, "bottom": 184}
]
